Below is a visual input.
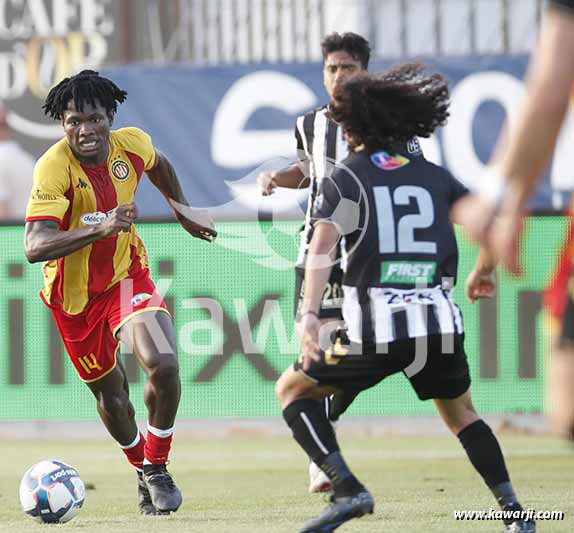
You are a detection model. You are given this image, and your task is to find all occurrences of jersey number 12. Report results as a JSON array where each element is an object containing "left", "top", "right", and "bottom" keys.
[{"left": 374, "top": 185, "right": 437, "bottom": 254}]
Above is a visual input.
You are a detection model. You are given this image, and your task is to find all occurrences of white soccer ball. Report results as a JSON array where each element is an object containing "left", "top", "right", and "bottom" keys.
[{"left": 19, "top": 460, "right": 85, "bottom": 523}]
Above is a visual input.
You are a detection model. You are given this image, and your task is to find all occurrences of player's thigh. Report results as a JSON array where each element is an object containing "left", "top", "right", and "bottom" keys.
[
  {"left": 117, "top": 310, "right": 177, "bottom": 371},
  {"left": 406, "top": 334, "right": 471, "bottom": 403},
  {"left": 276, "top": 366, "right": 338, "bottom": 407},
  {"left": 291, "top": 334, "right": 395, "bottom": 398}
]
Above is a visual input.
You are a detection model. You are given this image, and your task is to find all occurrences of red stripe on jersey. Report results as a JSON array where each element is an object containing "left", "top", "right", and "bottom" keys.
[
  {"left": 544, "top": 213, "right": 574, "bottom": 318},
  {"left": 125, "top": 150, "right": 145, "bottom": 182},
  {"left": 52, "top": 176, "right": 75, "bottom": 306},
  {"left": 25, "top": 215, "right": 62, "bottom": 224},
  {"left": 83, "top": 164, "right": 118, "bottom": 301},
  {"left": 127, "top": 243, "right": 144, "bottom": 278}
]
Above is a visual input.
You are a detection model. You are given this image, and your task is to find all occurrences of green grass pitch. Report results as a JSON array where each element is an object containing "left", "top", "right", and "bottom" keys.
[{"left": 1, "top": 432, "right": 572, "bottom": 532}]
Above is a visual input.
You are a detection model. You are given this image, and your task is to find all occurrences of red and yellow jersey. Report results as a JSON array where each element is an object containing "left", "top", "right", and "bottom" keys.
[
  {"left": 544, "top": 198, "right": 574, "bottom": 319},
  {"left": 25, "top": 127, "right": 157, "bottom": 316}
]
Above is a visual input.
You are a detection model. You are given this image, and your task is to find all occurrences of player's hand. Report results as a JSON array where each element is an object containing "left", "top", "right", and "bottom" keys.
[
  {"left": 466, "top": 267, "right": 497, "bottom": 303},
  {"left": 297, "top": 312, "right": 321, "bottom": 371},
  {"left": 100, "top": 203, "right": 138, "bottom": 237},
  {"left": 452, "top": 193, "right": 497, "bottom": 246},
  {"left": 257, "top": 171, "right": 278, "bottom": 196},
  {"left": 489, "top": 210, "right": 525, "bottom": 275},
  {"left": 177, "top": 212, "right": 217, "bottom": 242}
]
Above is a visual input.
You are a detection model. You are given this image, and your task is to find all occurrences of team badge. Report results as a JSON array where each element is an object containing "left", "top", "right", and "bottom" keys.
[
  {"left": 371, "top": 151, "right": 410, "bottom": 170},
  {"left": 111, "top": 160, "right": 130, "bottom": 181}
]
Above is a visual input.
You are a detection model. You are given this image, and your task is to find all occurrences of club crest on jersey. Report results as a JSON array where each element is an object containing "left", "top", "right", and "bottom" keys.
[
  {"left": 111, "top": 160, "right": 130, "bottom": 181},
  {"left": 131, "top": 293, "right": 153, "bottom": 306},
  {"left": 371, "top": 151, "right": 410, "bottom": 170}
]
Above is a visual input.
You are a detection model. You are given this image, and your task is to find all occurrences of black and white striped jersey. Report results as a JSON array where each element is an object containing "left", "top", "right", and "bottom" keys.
[
  {"left": 312, "top": 148, "right": 469, "bottom": 344},
  {"left": 295, "top": 106, "right": 348, "bottom": 267},
  {"left": 295, "top": 106, "right": 424, "bottom": 269}
]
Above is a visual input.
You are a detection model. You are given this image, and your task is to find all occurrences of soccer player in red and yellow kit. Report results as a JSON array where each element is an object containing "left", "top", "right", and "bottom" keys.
[
  {"left": 458, "top": 0, "right": 574, "bottom": 440},
  {"left": 24, "top": 70, "right": 217, "bottom": 515}
]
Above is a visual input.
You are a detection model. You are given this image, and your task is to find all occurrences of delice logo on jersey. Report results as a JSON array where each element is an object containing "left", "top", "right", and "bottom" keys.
[
  {"left": 80, "top": 210, "right": 114, "bottom": 226},
  {"left": 381, "top": 262, "right": 437, "bottom": 285},
  {"left": 371, "top": 152, "right": 410, "bottom": 171},
  {"left": 111, "top": 160, "right": 130, "bottom": 181}
]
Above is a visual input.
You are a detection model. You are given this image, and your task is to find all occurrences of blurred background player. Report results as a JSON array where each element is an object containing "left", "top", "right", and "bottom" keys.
[
  {"left": 0, "top": 102, "right": 36, "bottom": 220},
  {"left": 458, "top": 0, "right": 574, "bottom": 440},
  {"left": 24, "top": 70, "right": 216, "bottom": 515},
  {"left": 257, "top": 31, "right": 425, "bottom": 494},
  {"left": 276, "top": 65, "right": 534, "bottom": 533},
  {"left": 258, "top": 30, "right": 370, "bottom": 494}
]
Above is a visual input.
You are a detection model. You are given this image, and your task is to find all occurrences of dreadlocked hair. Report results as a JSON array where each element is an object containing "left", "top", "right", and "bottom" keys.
[
  {"left": 43, "top": 69, "right": 128, "bottom": 120},
  {"left": 329, "top": 63, "right": 450, "bottom": 154}
]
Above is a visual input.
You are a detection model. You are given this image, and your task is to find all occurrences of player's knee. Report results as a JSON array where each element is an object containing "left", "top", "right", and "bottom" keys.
[
  {"left": 275, "top": 373, "right": 289, "bottom": 402},
  {"left": 149, "top": 353, "right": 179, "bottom": 387},
  {"left": 98, "top": 389, "right": 131, "bottom": 419},
  {"left": 275, "top": 369, "right": 307, "bottom": 406}
]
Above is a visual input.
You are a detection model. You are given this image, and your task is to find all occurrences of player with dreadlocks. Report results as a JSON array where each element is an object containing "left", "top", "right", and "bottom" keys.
[
  {"left": 276, "top": 64, "right": 534, "bottom": 532},
  {"left": 25, "top": 70, "right": 217, "bottom": 516}
]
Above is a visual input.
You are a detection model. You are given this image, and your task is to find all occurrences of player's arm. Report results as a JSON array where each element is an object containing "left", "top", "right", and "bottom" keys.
[
  {"left": 492, "top": 6, "right": 574, "bottom": 213},
  {"left": 24, "top": 205, "right": 137, "bottom": 263},
  {"left": 257, "top": 122, "right": 311, "bottom": 195},
  {"left": 146, "top": 150, "right": 217, "bottom": 242},
  {"left": 451, "top": 193, "right": 498, "bottom": 303},
  {"left": 257, "top": 163, "right": 309, "bottom": 196},
  {"left": 298, "top": 221, "right": 341, "bottom": 370}
]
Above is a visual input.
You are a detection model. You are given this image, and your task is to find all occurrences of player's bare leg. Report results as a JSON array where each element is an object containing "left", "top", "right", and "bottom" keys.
[
  {"left": 277, "top": 367, "right": 374, "bottom": 532},
  {"left": 550, "top": 340, "right": 574, "bottom": 440},
  {"left": 435, "top": 389, "right": 535, "bottom": 532},
  {"left": 118, "top": 311, "right": 182, "bottom": 513},
  {"left": 86, "top": 363, "right": 158, "bottom": 515}
]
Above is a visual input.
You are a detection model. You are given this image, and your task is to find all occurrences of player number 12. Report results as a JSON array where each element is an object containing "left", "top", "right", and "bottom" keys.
[{"left": 374, "top": 185, "right": 437, "bottom": 254}]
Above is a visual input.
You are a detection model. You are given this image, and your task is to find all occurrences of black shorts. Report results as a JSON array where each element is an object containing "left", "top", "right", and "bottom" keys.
[
  {"left": 294, "top": 266, "right": 343, "bottom": 320},
  {"left": 293, "top": 332, "right": 471, "bottom": 401},
  {"left": 560, "top": 294, "right": 574, "bottom": 346}
]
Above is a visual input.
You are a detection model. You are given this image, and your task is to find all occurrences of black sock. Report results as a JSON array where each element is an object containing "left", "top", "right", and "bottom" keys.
[
  {"left": 320, "top": 451, "right": 365, "bottom": 497},
  {"left": 283, "top": 399, "right": 339, "bottom": 465},
  {"left": 458, "top": 419, "right": 520, "bottom": 515},
  {"left": 283, "top": 400, "right": 364, "bottom": 497}
]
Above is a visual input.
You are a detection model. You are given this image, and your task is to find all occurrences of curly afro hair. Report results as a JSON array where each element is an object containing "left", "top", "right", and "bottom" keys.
[{"left": 329, "top": 63, "right": 450, "bottom": 153}]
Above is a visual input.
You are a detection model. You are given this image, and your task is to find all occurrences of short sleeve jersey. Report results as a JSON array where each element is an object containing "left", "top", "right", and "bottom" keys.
[
  {"left": 313, "top": 149, "right": 469, "bottom": 292},
  {"left": 26, "top": 127, "right": 157, "bottom": 315}
]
